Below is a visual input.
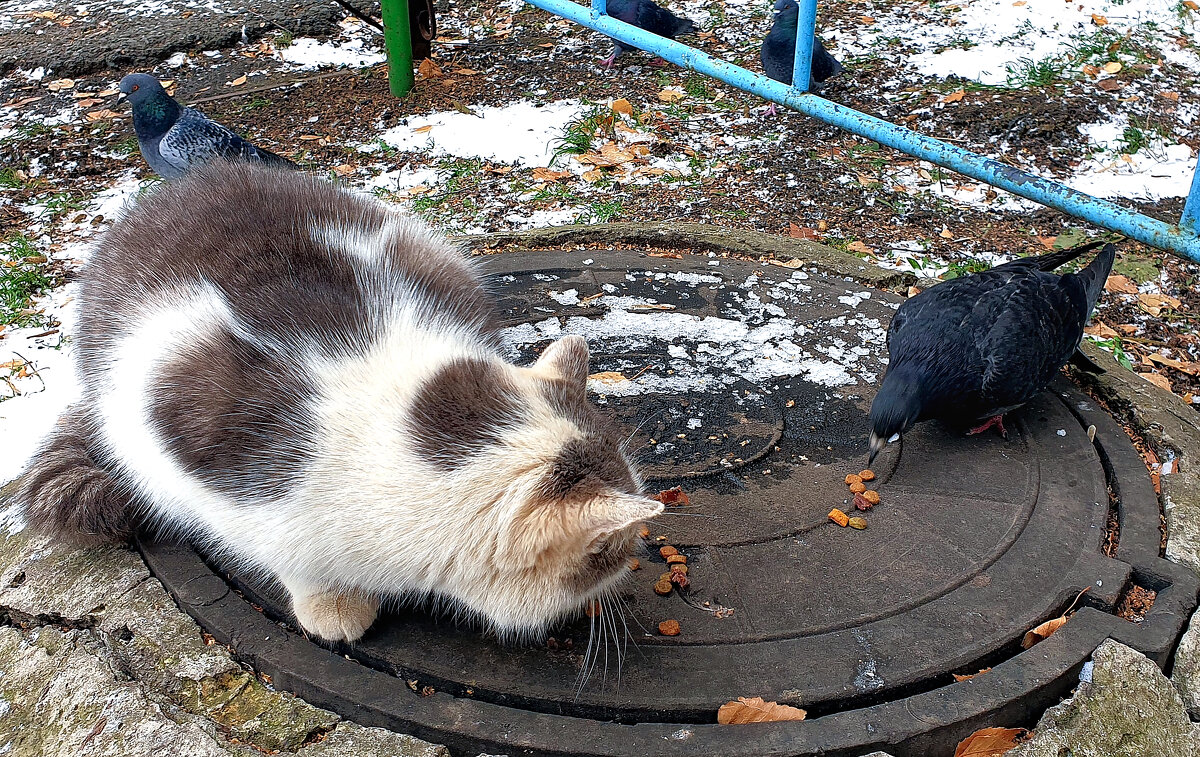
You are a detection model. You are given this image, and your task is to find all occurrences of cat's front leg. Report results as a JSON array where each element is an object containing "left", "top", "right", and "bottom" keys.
[{"left": 282, "top": 578, "right": 380, "bottom": 643}]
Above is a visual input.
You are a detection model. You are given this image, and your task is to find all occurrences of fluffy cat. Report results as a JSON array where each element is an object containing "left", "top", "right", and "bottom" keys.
[{"left": 18, "top": 161, "right": 662, "bottom": 643}]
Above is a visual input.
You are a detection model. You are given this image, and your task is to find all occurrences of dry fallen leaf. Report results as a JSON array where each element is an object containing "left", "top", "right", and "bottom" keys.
[
  {"left": 85, "top": 109, "right": 121, "bottom": 121},
  {"left": 47, "top": 78, "right": 75, "bottom": 91},
  {"left": 658, "top": 87, "right": 686, "bottom": 103},
  {"left": 656, "top": 487, "right": 690, "bottom": 507},
  {"left": 1185, "top": 0, "right": 1199, "bottom": 9},
  {"left": 1137, "top": 293, "right": 1182, "bottom": 316},
  {"left": 1091, "top": 13, "right": 1108, "bottom": 25},
  {"left": 860, "top": 15, "right": 875, "bottom": 23},
  {"left": 1084, "top": 323, "right": 1118, "bottom": 338},
  {"left": 412, "top": 124, "right": 434, "bottom": 134},
  {"left": 788, "top": 223, "right": 819, "bottom": 240},
  {"left": 847, "top": 240, "right": 874, "bottom": 255},
  {"left": 1081, "top": 63, "right": 1100, "bottom": 77},
  {"left": 588, "top": 371, "right": 629, "bottom": 384},
  {"left": 1104, "top": 274, "right": 1139, "bottom": 294},
  {"left": 532, "top": 167, "right": 571, "bottom": 182},
  {"left": 611, "top": 98, "right": 633, "bottom": 116},
  {"left": 1162, "top": 91, "right": 1181, "bottom": 100},
  {"left": 952, "top": 667, "right": 993, "bottom": 682},
  {"left": 417, "top": 58, "right": 443, "bottom": 79},
  {"left": 954, "top": 726, "right": 1028, "bottom": 756},
  {"left": 1102, "top": 61, "right": 1122, "bottom": 74},
  {"left": 1021, "top": 615, "right": 1067, "bottom": 649},
  {"left": 717, "top": 697, "right": 806, "bottom": 724},
  {"left": 942, "top": 89, "right": 965, "bottom": 103},
  {"left": 1096, "top": 78, "right": 1122, "bottom": 92},
  {"left": 1142, "top": 372, "right": 1173, "bottom": 392},
  {"left": 229, "top": 74, "right": 247, "bottom": 86}
]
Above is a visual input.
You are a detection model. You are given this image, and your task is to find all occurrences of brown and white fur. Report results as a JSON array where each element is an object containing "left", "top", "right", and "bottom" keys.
[{"left": 18, "top": 161, "right": 662, "bottom": 643}]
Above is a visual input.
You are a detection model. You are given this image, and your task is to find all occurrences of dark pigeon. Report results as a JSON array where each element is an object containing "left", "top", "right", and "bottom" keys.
[
  {"left": 119, "top": 73, "right": 296, "bottom": 180},
  {"left": 868, "top": 241, "right": 1117, "bottom": 463},
  {"left": 761, "top": 0, "right": 844, "bottom": 111},
  {"left": 600, "top": 0, "right": 697, "bottom": 67}
]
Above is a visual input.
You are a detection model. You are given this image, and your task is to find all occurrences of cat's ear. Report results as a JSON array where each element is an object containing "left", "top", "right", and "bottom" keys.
[
  {"left": 586, "top": 493, "right": 663, "bottom": 538},
  {"left": 534, "top": 335, "right": 590, "bottom": 385}
]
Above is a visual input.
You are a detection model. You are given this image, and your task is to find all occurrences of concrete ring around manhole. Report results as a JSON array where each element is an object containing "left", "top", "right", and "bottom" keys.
[{"left": 140, "top": 232, "right": 1199, "bottom": 757}]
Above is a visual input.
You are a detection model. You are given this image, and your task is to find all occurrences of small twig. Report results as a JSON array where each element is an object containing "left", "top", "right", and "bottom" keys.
[
  {"left": 185, "top": 69, "right": 367, "bottom": 106},
  {"left": 331, "top": 0, "right": 385, "bottom": 33}
]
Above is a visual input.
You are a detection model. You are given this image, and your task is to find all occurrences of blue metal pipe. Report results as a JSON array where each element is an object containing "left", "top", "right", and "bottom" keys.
[
  {"left": 590, "top": 0, "right": 606, "bottom": 18},
  {"left": 526, "top": 0, "right": 1200, "bottom": 262},
  {"left": 1183, "top": 158, "right": 1200, "bottom": 232},
  {"left": 791, "top": 0, "right": 818, "bottom": 92}
]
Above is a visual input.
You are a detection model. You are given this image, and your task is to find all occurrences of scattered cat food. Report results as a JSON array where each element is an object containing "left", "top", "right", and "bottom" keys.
[
  {"left": 853, "top": 492, "right": 874, "bottom": 511},
  {"left": 666, "top": 554, "right": 687, "bottom": 565},
  {"left": 862, "top": 490, "right": 880, "bottom": 505},
  {"left": 658, "top": 619, "right": 681, "bottom": 636},
  {"left": 669, "top": 571, "right": 690, "bottom": 588},
  {"left": 585, "top": 600, "right": 601, "bottom": 618},
  {"left": 658, "top": 571, "right": 674, "bottom": 582},
  {"left": 828, "top": 508, "right": 849, "bottom": 527},
  {"left": 629, "top": 558, "right": 641, "bottom": 571},
  {"left": 859, "top": 469, "right": 876, "bottom": 481},
  {"left": 670, "top": 563, "right": 688, "bottom": 575},
  {"left": 847, "top": 517, "right": 868, "bottom": 530},
  {"left": 849, "top": 481, "right": 866, "bottom": 494},
  {"left": 656, "top": 486, "right": 690, "bottom": 507},
  {"left": 844, "top": 474, "right": 863, "bottom": 486},
  {"left": 717, "top": 697, "right": 806, "bottom": 724},
  {"left": 654, "top": 579, "right": 674, "bottom": 596},
  {"left": 660, "top": 545, "right": 679, "bottom": 558},
  {"left": 638, "top": 526, "right": 651, "bottom": 539},
  {"left": 655, "top": 535, "right": 668, "bottom": 542}
]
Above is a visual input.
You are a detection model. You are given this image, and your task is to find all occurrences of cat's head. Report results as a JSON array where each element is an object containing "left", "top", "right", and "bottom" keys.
[{"left": 409, "top": 335, "right": 663, "bottom": 638}]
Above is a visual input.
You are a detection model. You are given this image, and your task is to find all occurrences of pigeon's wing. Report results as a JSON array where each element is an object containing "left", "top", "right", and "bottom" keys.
[
  {"left": 634, "top": 0, "right": 694, "bottom": 38},
  {"left": 160, "top": 108, "right": 292, "bottom": 172},
  {"left": 761, "top": 23, "right": 795, "bottom": 83},
  {"left": 977, "top": 272, "right": 1087, "bottom": 410},
  {"left": 810, "top": 37, "right": 844, "bottom": 83}
]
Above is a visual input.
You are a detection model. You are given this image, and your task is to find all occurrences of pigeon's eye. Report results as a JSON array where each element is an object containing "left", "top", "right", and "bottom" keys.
[{"left": 131, "top": 85, "right": 139, "bottom": 92}]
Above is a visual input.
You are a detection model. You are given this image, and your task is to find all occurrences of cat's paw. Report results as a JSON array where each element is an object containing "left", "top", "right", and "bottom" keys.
[{"left": 292, "top": 589, "right": 380, "bottom": 642}]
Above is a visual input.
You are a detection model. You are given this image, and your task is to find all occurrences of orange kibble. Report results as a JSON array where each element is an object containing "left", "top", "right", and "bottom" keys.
[
  {"left": 660, "top": 545, "right": 679, "bottom": 558},
  {"left": 670, "top": 563, "right": 688, "bottom": 575},
  {"left": 629, "top": 558, "right": 641, "bottom": 571},
  {"left": 828, "top": 508, "right": 850, "bottom": 527},
  {"left": 859, "top": 469, "right": 876, "bottom": 481},
  {"left": 849, "top": 482, "right": 866, "bottom": 494},
  {"left": 658, "top": 619, "right": 681, "bottom": 636},
  {"left": 653, "top": 579, "right": 674, "bottom": 596},
  {"left": 862, "top": 490, "right": 881, "bottom": 505},
  {"left": 666, "top": 554, "right": 687, "bottom": 565},
  {"left": 638, "top": 526, "right": 651, "bottom": 539},
  {"left": 844, "top": 474, "right": 863, "bottom": 486}
]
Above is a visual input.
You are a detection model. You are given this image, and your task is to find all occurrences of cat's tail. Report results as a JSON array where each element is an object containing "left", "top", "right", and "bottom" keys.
[{"left": 13, "top": 405, "right": 135, "bottom": 545}]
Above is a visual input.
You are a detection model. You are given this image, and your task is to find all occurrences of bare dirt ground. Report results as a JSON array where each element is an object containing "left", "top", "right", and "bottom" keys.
[{"left": 1, "top": 0, "right": 1199, "bottom": 439}]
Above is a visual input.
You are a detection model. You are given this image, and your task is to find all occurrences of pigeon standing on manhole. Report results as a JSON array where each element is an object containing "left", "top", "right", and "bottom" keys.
[
  {"left": 868, "top": 241, "right": 1116, "bottom": 462},
  {"left": 119, "top": 73, "right": 297, "bottom": 180}
]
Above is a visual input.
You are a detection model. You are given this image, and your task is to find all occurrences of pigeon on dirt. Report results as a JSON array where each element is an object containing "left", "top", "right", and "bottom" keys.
[
  {"left": 760, "top": 0, "right": 844, "bottom": 114},
  {"left": 599, "top": 0, "right": 698, "bottom": 67},
  {"left": 868, "top": 241, "right": 1117, "bottom": 463},
  {"left": 119, "top": 73, "right": 296, "bottom": 180}
]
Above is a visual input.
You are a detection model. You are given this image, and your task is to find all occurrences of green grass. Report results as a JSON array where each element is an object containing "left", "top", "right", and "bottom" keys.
[
  {"left": 275, "top": 30, "right": 294, "bottom": 49},
  {"left": 0, "top": 168, "right": 29, "bottom": 189},
  {"left": 114, "top": 136, "right": 141, "bottom": 156},
  {"left": 43, "top": 191, "right": 85, "bottom": 218},
  {"left": 1005, "top": 55, "right": 1064, "bottom": 87},
  {"left": 1087, "top": 335, "right": 1134, "bottom": 371},
  {"left": 575, "top": 199, "right": 623, "bottom": 224},
  {"left": 550, "top": 104, "right": 615, "bottom": 166},
  {"left": 1116, "top": 119, "right": 1170, "bottom": 156},
  {"left": 943, "top": 259, "right": 990, "bottom": 280},
  {"left": 0, "top": 235, "right": 56, "bottom": 328}
]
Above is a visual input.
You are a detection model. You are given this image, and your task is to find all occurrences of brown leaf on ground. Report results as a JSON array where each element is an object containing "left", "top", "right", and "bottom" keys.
[
  {"left": 1104, "top": 274, "right": 1139, "bottom": 294},
  {"left": 1084, "top": 323, "right": 1118, "bottom": 338},
  {"left": 418, "top": 58, "right": 443, "bottom": 79},
  {"left": 770, "top": 257, "right": 804, "bottom": 268},
  {"left": 1137, "top": 293, "right": 1181, "bottom": 316},
  {"left": 588, "top": 371, "right": 628, "bottom": 384},
  {"left": 532, "top": 167, "right": 571, "bottom": 182},
  {"left": 658, "top": 87, "right": 686, "bottom": 103},
  {"left": 952, "top": 667, "right": 993, "bottom": 682},
  {"left": 1096, "top": 78, "right": 1122, "bottom": 91},
  {"left": 846, "top": 240, "right": 873, "bottom": 254},
  {"left": 953, "top": 727, "right": 1028, "bottom": 756},
  {"left": 1021, "top": 615, "right": 1067, "bottom": 649},
  {"left": 1141, "top": 372, "right": 1173, "bottom": 392},
  {"left": 611, "top": 98, "right": 633, "bottom": 115},
  {"left": 941, "top": 90, "right": 965, "bottom": 103},
  {"left": 717, "top": 697, "right": 807, "bottom": 724},
  {"left": 789, "top": 223, "right": 819, "bottom": 240},
  {"left": 1091, "top": 13, "right": 1108, "bottom": 25}
]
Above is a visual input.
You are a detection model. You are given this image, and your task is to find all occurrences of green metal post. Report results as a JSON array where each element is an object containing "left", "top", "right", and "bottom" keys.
[{"left": 379, "top": 0, "right": 414, "bottom": 97}]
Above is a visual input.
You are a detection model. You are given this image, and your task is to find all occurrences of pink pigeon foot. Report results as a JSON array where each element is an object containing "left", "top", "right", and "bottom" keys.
[
  {"left": 599, "top": 54, "right": 616, "bottom": 68},
  {"left": 757, "top": 103, "right": 779, "bottom": 117},
  {"left": 967, "top": 415, "right": 1007, "bottom": 439}
]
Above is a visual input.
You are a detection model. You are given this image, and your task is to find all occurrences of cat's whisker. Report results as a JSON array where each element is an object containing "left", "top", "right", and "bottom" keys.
[
  {"left": 621, "top": 408, "right": 666, "bottom": 454},
  {"left": 649, "top": 512, "right": 719, "bottom": 519}
]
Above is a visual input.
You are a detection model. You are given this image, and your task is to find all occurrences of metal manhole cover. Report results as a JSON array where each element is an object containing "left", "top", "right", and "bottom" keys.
[{"left": 141, "top": 249, "right": 1198, "bottom": 757}]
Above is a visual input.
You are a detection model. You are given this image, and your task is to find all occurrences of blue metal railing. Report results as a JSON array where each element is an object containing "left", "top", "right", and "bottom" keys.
[{"left": 522, "top": 0, "right": 1200, "bottom": 261}]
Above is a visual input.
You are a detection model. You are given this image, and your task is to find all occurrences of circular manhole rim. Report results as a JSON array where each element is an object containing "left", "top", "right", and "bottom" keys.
[{"left": 140, "top": 233, "right": 1197, "bottom": 756}]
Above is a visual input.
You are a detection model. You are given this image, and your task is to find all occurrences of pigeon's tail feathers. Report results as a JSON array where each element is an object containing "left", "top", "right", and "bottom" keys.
[
  {"left": 15, "top": 407, "right": 136, "bottom": 546},
  {"left": 1075, "top": 242, "right": 1117, "bottom": 315},
  {"left": 1029, "top": 239, "right": 1109, "bottom": 272},
  {"left": 674, "top": 16, "right": 698, "bottom": 35}
]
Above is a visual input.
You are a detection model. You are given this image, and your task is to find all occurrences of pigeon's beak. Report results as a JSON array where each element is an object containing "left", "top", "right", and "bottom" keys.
[{"left": 868, "top": 432, "right": 886, "bottom": 465}]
